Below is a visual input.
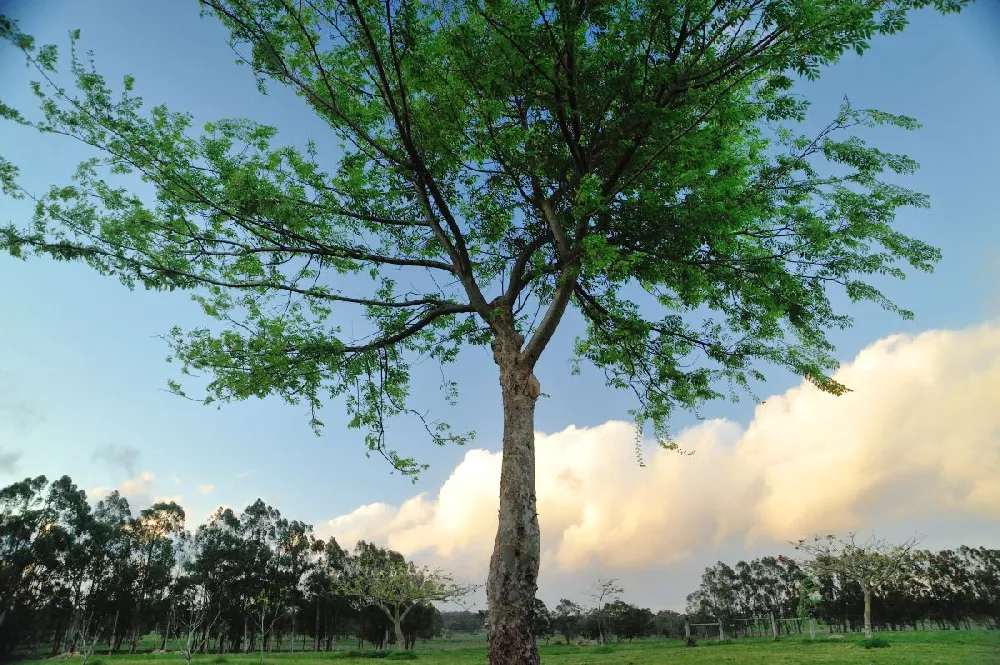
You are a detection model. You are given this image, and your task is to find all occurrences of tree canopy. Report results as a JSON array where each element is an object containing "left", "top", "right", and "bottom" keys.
[{"left": 0, "top": 0, "right": 968, "bottom": 471}]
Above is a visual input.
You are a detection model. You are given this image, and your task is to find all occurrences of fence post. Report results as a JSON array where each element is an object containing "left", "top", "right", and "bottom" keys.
[
  {"left": 718, "top": 621, "right": 725, "bottom": 641},
  {"left": 810, "top": 618, "right": 816, "bottom": 640},
  {"left": 684, "top": 621, "right": 690, "bottom": 639},
  {"left": 770, "top": 612, "right": 778, "bottom": 639}
]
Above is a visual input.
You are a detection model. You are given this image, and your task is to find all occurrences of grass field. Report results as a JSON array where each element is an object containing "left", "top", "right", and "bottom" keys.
[{"left": 20, "top": 631, "right": 999, "bottom": 665}]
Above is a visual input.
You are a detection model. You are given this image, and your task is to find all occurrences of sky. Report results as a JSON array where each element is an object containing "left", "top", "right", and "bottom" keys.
[{"left": 1, "top": 0, "right": 999, "bottom": 613}]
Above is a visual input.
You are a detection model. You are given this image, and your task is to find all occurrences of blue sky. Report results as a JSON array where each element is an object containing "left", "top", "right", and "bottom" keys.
[{"left": 1, "top": 1, "right": 999, "bottom": 610}]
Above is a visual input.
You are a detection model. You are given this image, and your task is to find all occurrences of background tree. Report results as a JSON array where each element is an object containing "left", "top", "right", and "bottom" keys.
[
  {"left": 587, "top": 578, "right": 623, "bottom": 645},
  {"left": 652, "top": 610, "right": 686, "bottom": 639},
  {"left": 530, "top": 598, "right": 552, "bottom": 644},
  {"left": 400, "top": 602, "right": 443, "bottom": 650},
  {"left": 440, "top": 610, "right": 484, "bottom": 636},
  {"left": 796, "top": 576, "right": 821, "bottom": 638},
  {"left": 686, "top": 562, "right": 737, "bottom": 637},
  {"left": 606, "top": 600, "right": 654, "bottom": 642},
  {"left": 0, "top": 475, "right": 89, "bottom": 659},
  {"left": 340, "top": 541, "right": 473, "bottom": 651},
  {"left": 174, "top": 581, "right": 219, "bottom": 665},
  {"left": 0, "top": 4, "right": 975, "bottom": 658},
  {"left": 551, "top": 599, "right": 583, "bottom": 644},
  {"left": 128, "top": 501, "right": 186, "bottom": 653},
  {"left": 250, "top": 590, "right": 286, "bottom": 664},
  {"left": 795, "top": 533, "right": 920, "bottom": 639}
]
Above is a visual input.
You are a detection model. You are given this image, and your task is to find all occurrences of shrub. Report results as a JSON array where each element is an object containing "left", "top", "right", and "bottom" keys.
[
  {"left": 212, "top": 656, "right": 228, "bottom": 665},
  {"left": 683, "top": 636, "right": 697, "bottom": 647},
  {"left": 860, "top": 637, "right": 891, "bottom": 649},
  {"left": 332, "top": 650, "right": 418, "bottom": 660}
]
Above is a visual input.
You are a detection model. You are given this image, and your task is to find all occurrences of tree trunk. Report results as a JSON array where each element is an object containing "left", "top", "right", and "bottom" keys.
[
  {"left": 392, "top": 618, "right": 404, "bottom": 653},
  {"left": 863, "top": 588, "right": 873, "bottom": 639},
  {"left": 487, "top": 331, "right": 542, "bottom": 665},
  {"left": 314, "top": 604, "right": 320, "bottom": 652}
]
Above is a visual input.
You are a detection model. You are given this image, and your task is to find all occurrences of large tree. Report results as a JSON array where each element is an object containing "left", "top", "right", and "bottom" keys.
[{"left": 0, "top": 1, "right": 971, "bottom": 662}]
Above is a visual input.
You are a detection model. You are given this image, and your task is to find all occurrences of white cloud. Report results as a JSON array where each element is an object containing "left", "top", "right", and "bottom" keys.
[
  {"left": 90, "top": 473, "right": 182, "bottom": 510},
  {"left": 319, "top": 323, "right": 1000, "bottom": 578},
  {"left": 197, "top": 484, "right": 215, "bottom": 495},
  {"left": 89, "top": 470, "right": 158, "bottom": 509},
  {"left": 153, "top": 494, "right": 184, "bottom": 504}
]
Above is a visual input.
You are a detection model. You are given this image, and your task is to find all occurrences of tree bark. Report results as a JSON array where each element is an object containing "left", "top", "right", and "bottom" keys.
[
  {"left": 392, "top": 617, "right": 404, "bottom": 653},
  {"left": 314, "top": 604, "right": 319, "bottom": 652},
  {"left": 487, "top": 330, "right": 542, "bottom": 665},
  {"left": 863, "top": 588, "right": 873, "bottom": 639}
]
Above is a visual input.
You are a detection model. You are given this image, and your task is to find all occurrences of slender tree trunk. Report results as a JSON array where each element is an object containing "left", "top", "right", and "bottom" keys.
[
  {"left": 487, "top": 331, "right": 542, "bottom": 665},
  {"left": 863, "top": 588, "right": 873, "bottom": 639},
  {"left": 314, "top": 605, "right": 320, "bottom": 652}
]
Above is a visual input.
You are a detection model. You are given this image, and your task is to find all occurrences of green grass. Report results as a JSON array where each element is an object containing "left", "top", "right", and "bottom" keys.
[{"left": 16, "top": 631, "right": 999, "bottom": 665}]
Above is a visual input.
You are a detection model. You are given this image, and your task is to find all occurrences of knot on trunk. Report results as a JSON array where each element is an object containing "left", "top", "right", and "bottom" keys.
[
  {"left": 491, "top": 330, "right": 525, "bottom": 363},
  {"left": 524, "top": 374, "right": 540, "bottom": 400},
  {"left": 497, "top": 367, "right": 541, "bottom": 400}
]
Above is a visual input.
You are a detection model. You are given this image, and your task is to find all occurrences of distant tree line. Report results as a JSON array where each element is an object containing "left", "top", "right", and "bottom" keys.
[
  {"left": 543, "top": 598, "right": 687, "bottom": 644},
  {"left": 5, "top": 474, "right": 997, "bottom": 659},
  {"left": 685, "top": 547, "right": 1000, "bottom": 636},
  {"left": 497, "top": 579, "right": 689, "bottom": 646},
  {"left": 0, "top": 475, "right": 457, "bottom": 660}
]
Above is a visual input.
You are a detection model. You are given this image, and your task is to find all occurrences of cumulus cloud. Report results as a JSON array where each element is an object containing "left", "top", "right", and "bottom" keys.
[
  {"left": 197, "top": 484, "right": 215, "bottom": 495},
  {"left": 319, "top": 323, "right": 1000, "bottom": 576},
  {"left": 90, "top": 470, "right": 157, "bottom": 508}
]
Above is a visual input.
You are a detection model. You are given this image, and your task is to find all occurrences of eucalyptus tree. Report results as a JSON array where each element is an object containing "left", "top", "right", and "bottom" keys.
[
  {"left": 530, "top": 598, "right": 553, "bottom": 643},
  {"left": 0, "top": 475, "right": 90, "bottom": 658},
  {"left": 0, "top": 0, "right": 972, "bottom": 661},
  {"left": 128, "top": 501, "right": 186, "bottom": 653},
  {"left": 302, "top": 536, "right": 351, "bottom": 650}
]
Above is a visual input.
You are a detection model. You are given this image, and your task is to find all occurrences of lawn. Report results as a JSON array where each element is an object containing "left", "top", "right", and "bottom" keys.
[{"left": 20, "top": 631, "right": 999, "bottom": 665}]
